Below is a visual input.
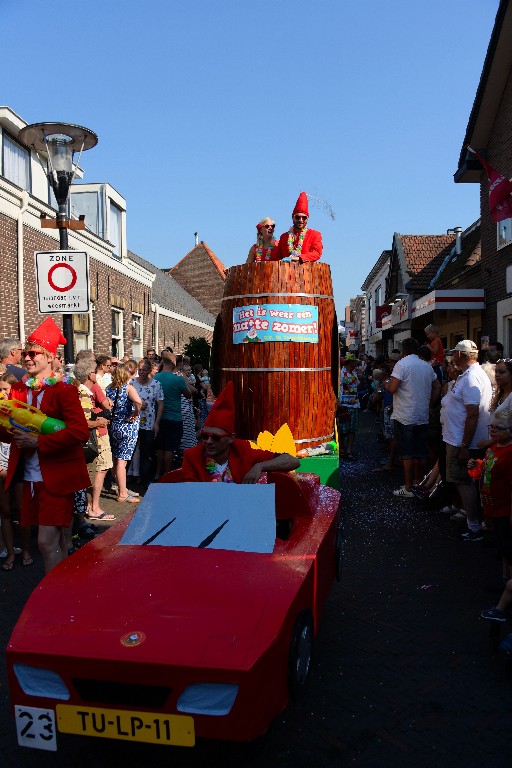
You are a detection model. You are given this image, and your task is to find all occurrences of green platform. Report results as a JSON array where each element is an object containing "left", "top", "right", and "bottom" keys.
[{"left": 298, "top": 453, "right": 340, "bottom": 489}]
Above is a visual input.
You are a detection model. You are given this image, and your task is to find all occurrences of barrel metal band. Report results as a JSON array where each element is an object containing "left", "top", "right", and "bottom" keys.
[
  {"left": 294, "top": 433, "right": 335, "bottom": 444},
  {"left": 220, "top": 367, "right": 331, "bottom": 372},
  {"left": 223, "top": 292, "right": 334, "bottom": 301}
]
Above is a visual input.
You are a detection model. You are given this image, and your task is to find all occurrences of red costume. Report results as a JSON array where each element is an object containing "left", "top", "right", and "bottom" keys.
[
  {"left": 3, "top": 381, "right": 90, "bottom": 496},
  {"left": 270, "top": 229, "right": 323, "bottom": 263},
  {"left": 181, "top": 381, "right": 276, "bottom": 482},
  {"left": 271, "top": 191, "right": 323, "bottom": 262},
  {"left": 182, "top": 439, "right": 276, "bottom": 483},
  {"left": 1, "top": 318, "right": 89, "bottom": 498}
]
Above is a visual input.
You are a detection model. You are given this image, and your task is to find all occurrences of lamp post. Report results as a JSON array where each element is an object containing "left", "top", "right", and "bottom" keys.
[{"left": 18, "top": 122, "right": 98, "bottom": 364}]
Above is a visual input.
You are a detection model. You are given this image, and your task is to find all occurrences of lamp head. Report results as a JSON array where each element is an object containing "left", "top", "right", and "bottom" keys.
[{"left": 18, "top": 122, "right": 97, "bottom": 205}]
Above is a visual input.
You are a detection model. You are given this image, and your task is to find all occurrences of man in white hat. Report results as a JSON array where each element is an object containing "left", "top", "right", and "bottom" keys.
[{"left": 441, "top": 340, "right": 491, "bottom": 540}]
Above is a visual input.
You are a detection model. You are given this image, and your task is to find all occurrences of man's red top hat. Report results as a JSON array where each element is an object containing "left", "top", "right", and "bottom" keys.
[
  {"left": 27, "top": 317, "right": 67, "bottom": 355},
  {"left": 204, "top": 381, "right": 235, "bottom": 434}
]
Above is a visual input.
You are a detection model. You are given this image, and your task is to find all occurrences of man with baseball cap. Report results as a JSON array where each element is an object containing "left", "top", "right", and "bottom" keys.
[
  {"left": 441, "top": 340, "right": 491, "bottom": 540},
  {"left": 270, "top": 192, "right": 323, "bottom": 263}
]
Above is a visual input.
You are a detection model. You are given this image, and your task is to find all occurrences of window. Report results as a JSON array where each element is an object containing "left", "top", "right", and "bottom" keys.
[
  {"left": 498, "top": 218, "right": 512, "bottom": 249},
  {"left": 73, "top": 314, "right": 90, "bottom": 334},
  {"left": 111, "top": 309, "right": 124, "bottom": 358},
  {"left": 375, "top": 286, "right": 381, "bottom": 308},
  {"left": 2, "top": 132, "right": 30, "bottom": 190},
  {"left": 131, "top": 313, "right": 143, "bottom": 359},
  {"left": 70, "top": 190, "right": 103, "bottom": 235},
  {"left": 367, "top": 294, "right": 373, "bottom": 324},
  {"left": 72, "top": 315, "right": 90, "bottom": 352},
  {"left": 110, "top": 202, "right": 122, "bottom": 258}
]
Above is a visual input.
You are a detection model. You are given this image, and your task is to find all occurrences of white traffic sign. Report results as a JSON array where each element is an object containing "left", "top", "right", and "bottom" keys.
[{"left": 35, "top": 251, "right": 90, "bottom": 314}]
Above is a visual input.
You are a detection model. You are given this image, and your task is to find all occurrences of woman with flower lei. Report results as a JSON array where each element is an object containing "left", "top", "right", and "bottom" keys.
[
  {"left": 246, "top": 217, "right": 278, "bottom": 263},
  {"left": 0, "top": 317, "right": 90, "bottom": 574}
]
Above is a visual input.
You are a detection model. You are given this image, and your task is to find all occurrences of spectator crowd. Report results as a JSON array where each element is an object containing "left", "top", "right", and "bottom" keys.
[
  {"left": 0, "top": 332, "right": 214, "bottom": 575},
  {"left": 337, "top": 328, "right": 512, "bottom": 655}
]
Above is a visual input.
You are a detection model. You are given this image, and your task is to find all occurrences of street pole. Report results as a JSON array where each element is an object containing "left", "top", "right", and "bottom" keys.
[{"left": 57, "top": 201, "right": 74, "bottom": 365}]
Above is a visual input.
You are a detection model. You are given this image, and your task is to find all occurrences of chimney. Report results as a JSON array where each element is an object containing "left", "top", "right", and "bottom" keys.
[
  {"left": 194, "top": 232, "right": 198, "bottom": 246},
  {"left": 447, "top": 226, "right": 462, "bottom": 255}
]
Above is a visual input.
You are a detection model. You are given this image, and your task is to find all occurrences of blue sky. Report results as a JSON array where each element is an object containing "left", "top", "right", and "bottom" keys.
[{"left": 3, "top": 0, "right": 498, "bottom": 317}]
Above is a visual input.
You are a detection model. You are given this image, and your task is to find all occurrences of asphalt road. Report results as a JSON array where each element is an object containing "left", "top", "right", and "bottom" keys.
[{"left": 1, "top": 416, "right": 512, "bottom": 768}]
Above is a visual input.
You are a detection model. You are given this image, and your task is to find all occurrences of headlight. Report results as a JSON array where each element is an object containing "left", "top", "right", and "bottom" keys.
[
  {"left": 177, "top": 683, "right": 238, "bottom": 716},
  {"left": 13, "top": 664, "right": 70, "bottom": 700}
]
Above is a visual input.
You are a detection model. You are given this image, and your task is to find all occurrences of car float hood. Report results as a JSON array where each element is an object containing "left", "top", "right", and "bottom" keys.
[{"left": 9, "top": 524, "right": 313, "bottom": 672}]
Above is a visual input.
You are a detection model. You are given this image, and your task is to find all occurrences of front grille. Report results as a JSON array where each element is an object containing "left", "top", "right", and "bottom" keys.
[{"left": 72, "top": 678, "right": 171, "bottom": 709}]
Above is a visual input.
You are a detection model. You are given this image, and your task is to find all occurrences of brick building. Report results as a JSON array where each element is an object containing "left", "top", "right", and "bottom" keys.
[
  {"left": 169, "top": 240, "right": 226, "bottom": 316},
  {"left": 0, "top": 106, "right": 214, "bottom": 357},
  {"left": 455, "top": 0, "right": 512, "bottom": 352}
]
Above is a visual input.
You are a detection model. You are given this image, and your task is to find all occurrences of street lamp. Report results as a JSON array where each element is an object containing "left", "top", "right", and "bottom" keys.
[{"left": 18, "top": 122, "right": 98, "bottom": 363}]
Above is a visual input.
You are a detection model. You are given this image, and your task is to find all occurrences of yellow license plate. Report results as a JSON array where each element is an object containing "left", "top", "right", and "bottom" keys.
[{"left": 56, "top": 704, "right": 195, "bottom": 746}]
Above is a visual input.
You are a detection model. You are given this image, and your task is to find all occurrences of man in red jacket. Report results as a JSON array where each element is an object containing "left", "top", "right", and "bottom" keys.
[
  {"left": 1, "top": 318, "right": 90, "bottom": 573},
  {"left": 181, "top": 382, "right": 299, "bottom": 483},
  {"left": 270, "top": 191, "right": 323, "bottom": 263}
]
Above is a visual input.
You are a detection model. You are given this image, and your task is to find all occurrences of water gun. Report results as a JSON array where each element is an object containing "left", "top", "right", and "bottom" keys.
[
  {"left": 0, "top": 395, "right": 66, "bottom": 435},
  {"left": 297, "top": 441, "right": 337, "bottom": 458}
]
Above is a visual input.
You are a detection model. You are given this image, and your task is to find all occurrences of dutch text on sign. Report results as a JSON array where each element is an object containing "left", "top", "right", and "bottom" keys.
[
  {"left": 232, "top": 303, "right": 318, "bottom": 344},
  {"left": 35, "top": 251, "right": 90, "bottom": 314}
]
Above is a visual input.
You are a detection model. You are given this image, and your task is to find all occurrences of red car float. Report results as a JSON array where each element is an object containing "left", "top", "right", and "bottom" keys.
[{"left": 7, "top": 471, "right": 341, "bottom": 751}]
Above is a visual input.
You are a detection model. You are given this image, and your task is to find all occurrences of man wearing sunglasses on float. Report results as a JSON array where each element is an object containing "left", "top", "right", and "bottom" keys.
[
  {"left": 270, "top": 191, "right": 323, "bottom": 263},
  {"left": 181, "top": 382, "right": 299, "bottom": 484}
]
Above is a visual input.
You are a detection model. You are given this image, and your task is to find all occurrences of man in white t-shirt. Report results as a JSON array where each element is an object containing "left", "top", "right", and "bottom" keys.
[
  {"left": 385, "top": 338, "right": 440, "bottom": 498},
  {"left": 441, "top": 339, "right": 491, "bottom": 539}
]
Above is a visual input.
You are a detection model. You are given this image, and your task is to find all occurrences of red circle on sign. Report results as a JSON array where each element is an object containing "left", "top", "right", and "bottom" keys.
[{"left": 48, "top": 263, "right": 77, "bottom": 293}]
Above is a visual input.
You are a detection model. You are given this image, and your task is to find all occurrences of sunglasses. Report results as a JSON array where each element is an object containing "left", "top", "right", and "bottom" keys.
[
  {"left": 488, "top": 424, "right": 510, "bottom": 431},
  {"left": 200, "top": 431, "right": 229, "bottom": 442},
  {"left": 23, "top": 350, "right": 44, "bottom": 359},
  {"left": 263, "top": 224, "right": 275, "bottom": 229},
  {"left": 293, "top": 215, "right": 308, "bottom": 220}
]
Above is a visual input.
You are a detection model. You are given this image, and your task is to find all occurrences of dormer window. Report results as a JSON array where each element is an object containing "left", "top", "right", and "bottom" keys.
[
  {"left": 69, "top": 183, "right": 126, "bottom": 259},
  {"left": 109, "top": 201, "right": 122, "bottom": 258}
]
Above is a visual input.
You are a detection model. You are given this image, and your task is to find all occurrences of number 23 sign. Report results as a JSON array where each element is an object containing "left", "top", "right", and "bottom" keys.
[{"left": 15, "top": 705, "right": 57, "bottom": 751}]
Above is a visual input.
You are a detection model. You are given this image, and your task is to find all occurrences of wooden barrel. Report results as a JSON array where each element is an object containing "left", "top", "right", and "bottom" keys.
[{"left": 211, "top": 262, "right": 338, "bottom": 450}]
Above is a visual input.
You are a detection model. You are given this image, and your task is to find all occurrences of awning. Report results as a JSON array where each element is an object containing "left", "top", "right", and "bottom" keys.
[{"left": 412, "top": 289, "right": 485, "bottom": 319}]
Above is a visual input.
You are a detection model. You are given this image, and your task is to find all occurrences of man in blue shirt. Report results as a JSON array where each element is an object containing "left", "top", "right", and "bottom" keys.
[{"left": 154, "top": 351, "right": 192, "bottom": 477}]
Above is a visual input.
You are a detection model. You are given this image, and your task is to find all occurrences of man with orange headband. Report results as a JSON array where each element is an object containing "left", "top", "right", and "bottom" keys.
[
  {"left": 270, "top": 192, "right": 323, "bottom": 263},
  {"left": 0, "top": 318, "right": 90, "bottom": 573},
  {"left": 181, "top": 382, "right": 299, "bottom": 483}
]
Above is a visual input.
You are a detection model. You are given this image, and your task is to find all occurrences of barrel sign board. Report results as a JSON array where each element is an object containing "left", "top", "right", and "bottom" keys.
[{"left": 212, "top": 262, "right": 338, "bottom": 450}]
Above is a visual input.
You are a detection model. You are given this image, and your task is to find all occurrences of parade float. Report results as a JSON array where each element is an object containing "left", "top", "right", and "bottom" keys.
[{"left": 7, "top": 261, "right": 343, "bottom": 752}]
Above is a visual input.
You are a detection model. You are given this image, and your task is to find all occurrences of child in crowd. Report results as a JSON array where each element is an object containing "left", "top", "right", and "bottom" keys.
[
  {"left": 476, "top": 410, "right": 512, "bottom": 648},
  {"left": 0, "top": 373, "right": 32, "bottom": 570},
  {"left": 424, "top": 324, "right": 444, "bottom": 383}
]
